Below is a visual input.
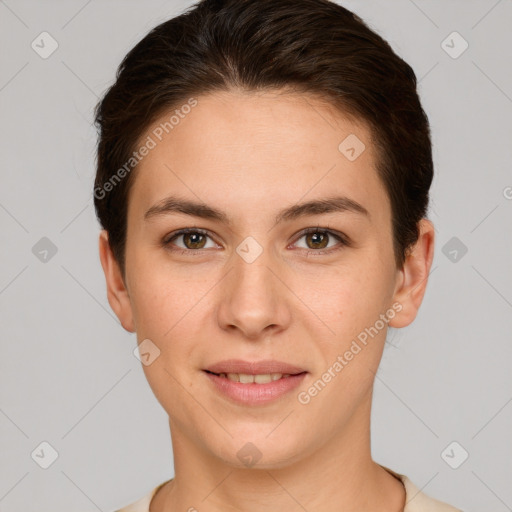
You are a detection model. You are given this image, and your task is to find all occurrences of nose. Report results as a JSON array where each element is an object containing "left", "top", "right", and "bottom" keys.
[{"left": 216, "top": 246, "right": 292, "bottom": 340}]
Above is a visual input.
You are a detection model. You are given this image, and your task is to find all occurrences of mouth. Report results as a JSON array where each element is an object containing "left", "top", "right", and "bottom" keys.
[
  {"left": 202, "top": 360, "right": 308, "bottom": 405},
  {"left": 203, "top": 369, "right": 307, "bottom": 384},
  {"left": 203, "top": 358, "right": 307, "bottom": 376}
]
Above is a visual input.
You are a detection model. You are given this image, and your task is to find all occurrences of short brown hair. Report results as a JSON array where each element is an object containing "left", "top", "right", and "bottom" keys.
[{"left": 93, "top": 0, "right": 433, "bottom": 278}]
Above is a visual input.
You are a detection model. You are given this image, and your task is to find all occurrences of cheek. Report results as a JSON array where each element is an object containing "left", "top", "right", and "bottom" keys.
[
  {"left": 127, "top": 252, "right": 186, "bottom": 333},
  {"left": 130, "top": 283, "right": 171, "bottom": 336},
  {"left": 132, "top": 275, "right": 202, "bottom": 413},
  {"left": 308, "top": 258, "right": 390, "bottom": 318},
  {"left": 128, "top": 261, "right": 208, "bottom": 368},
  {"left": 302, "top": 259, "right": 395, "bottom": 370}
]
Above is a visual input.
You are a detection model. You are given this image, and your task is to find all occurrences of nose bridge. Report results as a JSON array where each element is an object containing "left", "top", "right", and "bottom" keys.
[
  {"left": 217, "top": 237, "right": 288, "bottom": 337},
  {"left": 231, "top": 239, "right": 278, "bottom": 307}
]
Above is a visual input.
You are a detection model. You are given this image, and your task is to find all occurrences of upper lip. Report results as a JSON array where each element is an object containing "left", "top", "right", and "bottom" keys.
[{"left": 204, "top": 359, "right": 307, "bottom": 375}]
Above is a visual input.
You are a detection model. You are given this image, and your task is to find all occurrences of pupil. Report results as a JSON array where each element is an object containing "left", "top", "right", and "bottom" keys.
[
  {"left": 308, "top": 232, "right": 327, "bottom": 249},
  {"left": 186, "top": 233, "right": 205, "bottom": 249}
]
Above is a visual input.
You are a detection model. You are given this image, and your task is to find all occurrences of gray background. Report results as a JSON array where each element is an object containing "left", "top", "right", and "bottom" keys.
[{"left": 1, "top": 0, "right": 511, "bottom": 510}]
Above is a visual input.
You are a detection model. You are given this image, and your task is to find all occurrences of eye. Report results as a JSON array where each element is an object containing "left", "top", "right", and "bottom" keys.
[
  {"left": 291, "top": 227, "right": 349, "bottom": 255},
  {"left": 162, "top": 227, "right": 350, "bottom": 256},
  {"left": 163, "top": 228, "right": 218, "bottom": 253}
]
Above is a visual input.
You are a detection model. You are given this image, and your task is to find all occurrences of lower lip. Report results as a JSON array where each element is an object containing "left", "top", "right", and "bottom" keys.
[{"left": 204, "top": 371, "right": 307, "bottom": 405}]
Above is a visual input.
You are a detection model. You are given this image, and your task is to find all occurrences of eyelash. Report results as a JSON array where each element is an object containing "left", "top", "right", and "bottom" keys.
[{"left": 162, "top": 227, "right": 350, "bottom": 256}]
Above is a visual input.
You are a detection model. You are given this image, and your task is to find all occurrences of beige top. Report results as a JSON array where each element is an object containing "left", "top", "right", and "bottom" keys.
[{"left": 115, "top": 465, "right": 461, "bottom": 512}]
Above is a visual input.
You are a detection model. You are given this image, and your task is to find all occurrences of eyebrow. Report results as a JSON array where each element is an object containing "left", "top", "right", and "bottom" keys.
[{"left": 144, "top": 195, "right": 370, "bottom": 224}]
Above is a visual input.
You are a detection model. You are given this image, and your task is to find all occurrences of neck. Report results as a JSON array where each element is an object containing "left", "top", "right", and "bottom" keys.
[{"left": 151, "top": 388, "right": 405, "bottom": 511}]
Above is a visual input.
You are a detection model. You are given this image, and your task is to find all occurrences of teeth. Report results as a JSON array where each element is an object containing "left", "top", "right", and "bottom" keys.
[{"left": 217, "top": 372, "right": 292, "bottom": 383}]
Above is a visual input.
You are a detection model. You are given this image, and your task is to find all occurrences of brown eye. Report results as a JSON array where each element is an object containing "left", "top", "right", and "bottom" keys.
[
  {"left": 293, "top": 228, "right": 349, "bottom": 255},
  {"left": 305, "top": 231, "right": 329, "bottom": 250},
  {"left": 164, "top": 229, "right": 217, "bottom": 252},
  {"left": 182, "top": 232, "right": 207, "bottom": 249}
]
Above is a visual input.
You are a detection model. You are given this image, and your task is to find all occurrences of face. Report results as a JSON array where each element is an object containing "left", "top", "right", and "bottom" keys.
[{"left": 99, "top": 89, "right": 434, "bottom": 469}]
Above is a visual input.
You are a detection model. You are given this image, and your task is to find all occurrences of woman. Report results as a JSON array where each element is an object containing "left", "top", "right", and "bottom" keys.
[{"left": 94, "top": 0, "right": 461, "bottom": 510}]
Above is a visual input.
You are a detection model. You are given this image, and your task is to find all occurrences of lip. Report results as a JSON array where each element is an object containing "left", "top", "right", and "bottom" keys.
[
  {"left": 204, "top": 370, "right": 307, "bottom": 405},
  {"left": 204, "top": 359, "right": 307, "bottom": 375}
]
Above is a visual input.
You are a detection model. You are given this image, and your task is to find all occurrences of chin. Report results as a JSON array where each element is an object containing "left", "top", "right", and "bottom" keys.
[{"left": 213, "top": 432, "right": 307, "bottom": 470}]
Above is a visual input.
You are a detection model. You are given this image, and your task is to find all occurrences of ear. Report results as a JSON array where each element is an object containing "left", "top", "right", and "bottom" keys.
[
  {"left": 388, "top": 219, "right": 435, "bottom": 328},
  {"left": 98, "top": 230, "right": 136, "bottom": 332}
]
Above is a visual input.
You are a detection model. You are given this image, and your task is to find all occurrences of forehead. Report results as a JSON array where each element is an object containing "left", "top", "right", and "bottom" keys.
[{"left": 128, "top": 89, "right": 389, "bottom": 226}]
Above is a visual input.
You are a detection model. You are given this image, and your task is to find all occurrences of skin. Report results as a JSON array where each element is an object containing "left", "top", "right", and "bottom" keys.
[{"left": 99, "top": 89, "right": 434, "bottom": 512}]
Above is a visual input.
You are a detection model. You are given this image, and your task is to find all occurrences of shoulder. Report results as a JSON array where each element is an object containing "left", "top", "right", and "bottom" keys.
[
  {"left": 402, "top": 474, "right": 462, "bottom": 511},
  {"left": 113, "top": 479, "right": 171, "bottom": 512},
  {"left": 382, "top": 466, "right": 462, "bottom": 512},
  {"left": 113, "top": 471, "right": 462, "bottom": 512}
]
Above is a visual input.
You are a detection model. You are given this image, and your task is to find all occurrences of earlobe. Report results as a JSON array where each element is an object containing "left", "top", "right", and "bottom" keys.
[
  {"left": 98, "top": 230, "right": 136, "bottom": 333},
  {"left": 388, "top": 219, "right": 435, "bottom": 328}
]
